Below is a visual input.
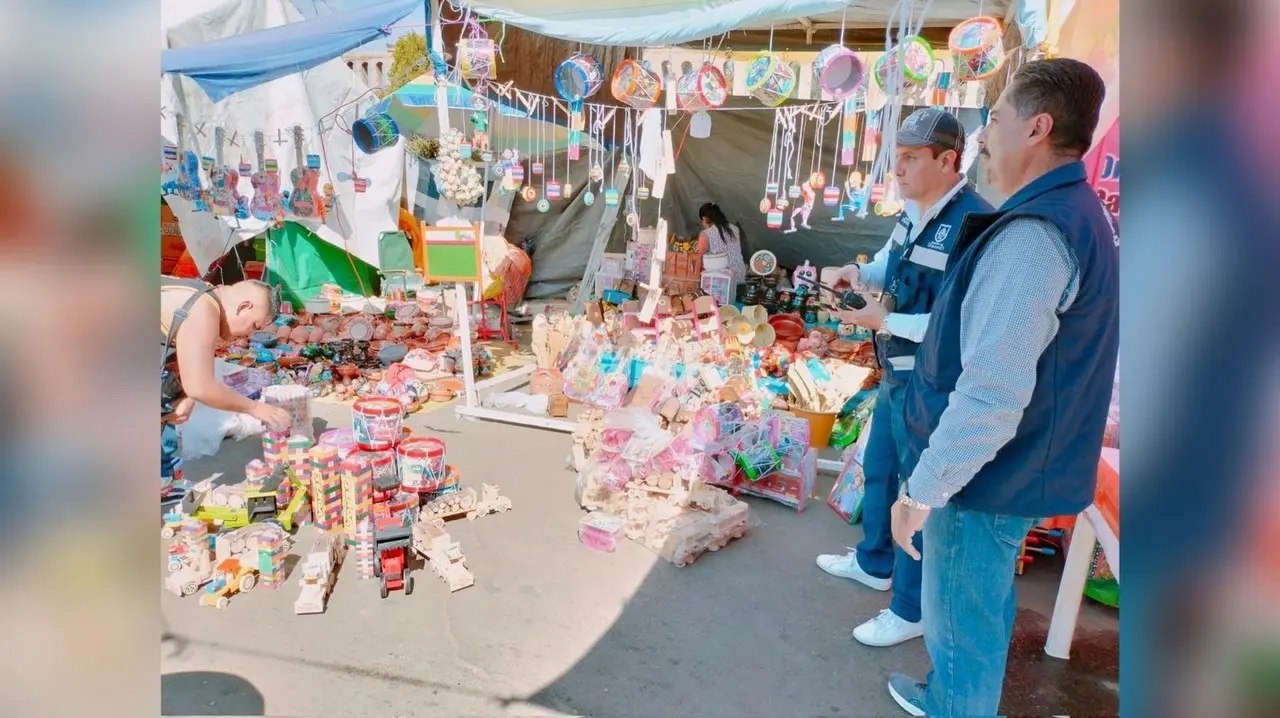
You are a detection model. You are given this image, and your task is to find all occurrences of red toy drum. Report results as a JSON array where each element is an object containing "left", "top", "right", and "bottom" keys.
[
  {"left": 385, "top": 490, "right": 419, "bottom": 517},
  {"left": 398, "top": 436, "right": 447, "bottom": 492},
  {"left": 352, "top": 398, "right": 404, "bottom": 451}
]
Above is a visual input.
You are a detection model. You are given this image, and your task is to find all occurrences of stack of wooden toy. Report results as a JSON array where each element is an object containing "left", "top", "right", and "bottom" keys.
[
  {"left": 353, "top": 518, "right": 377, "bottom": 579},
  {"left": 310, "top": 446, "right": 343, "bottom": 531},
  {"left": 244, "top": 459, "right": 272, "bottom": 490},
  {"left": 341, "top": 455, "right": 374, "bottom": 547},
  {"left": 262, "top": 384, "right": 313, "bottom": 441},
  {"left": 256, "top": 529, "right": 289, "bottom": 590},
  {"left": 286, "top": 434, "right": 313, "bottom": 510},
  {"left": 261, "top": 431, "right": 288, "bottom": 470}
]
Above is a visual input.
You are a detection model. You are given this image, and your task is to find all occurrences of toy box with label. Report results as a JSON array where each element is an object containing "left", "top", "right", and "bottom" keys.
[{"left": 827, "top": 413, "right": 873, "bottom": 523}]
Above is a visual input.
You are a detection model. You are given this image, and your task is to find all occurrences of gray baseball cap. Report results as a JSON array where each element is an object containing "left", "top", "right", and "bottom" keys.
[{"left": 896, "top": 108, "right": 964, "bottom": 151}]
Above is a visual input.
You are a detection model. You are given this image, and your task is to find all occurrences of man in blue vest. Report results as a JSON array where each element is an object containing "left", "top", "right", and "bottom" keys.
[
  {"left": 883, "top": 59, "right": 1118, "bottom": 716},
  {"left": 815, "top": 108, "right": 993, "bottom": 648}
]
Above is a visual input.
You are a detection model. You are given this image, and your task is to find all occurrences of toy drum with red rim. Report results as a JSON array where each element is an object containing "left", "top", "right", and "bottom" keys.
[
  {"left": 676, "top": 64, "right": 728, "bottom": 112},
  {"left": 822, "top": 186, "right": 842, "bottom": 206},
  {"left": 436, "top": 465, "right": 462, "bottom": 495},
  {"left": 352, "top": 398, "right": 403, "bottom": 451},
  {"left": 948, "top": 17, "right": 1005, "bottom": 81},
  {"left": 766, "top": 209, "right": 784, "bottom": 229},
  {"left": 611, "top": 59, "right": 662, "bottom": 109},
  {"left": 386, "top": 490, "right": 419, "bottom": 516},
  {"left": 398, "top": 436, "right": 447, "bottom": 492},
  {"left": 814, "top": 45, "right": 865, "bottom": 99}
]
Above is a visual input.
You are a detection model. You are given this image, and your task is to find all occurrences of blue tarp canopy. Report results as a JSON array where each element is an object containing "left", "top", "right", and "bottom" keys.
[{"left": 161, "top": 0, "right": 421, "bottom": 102}]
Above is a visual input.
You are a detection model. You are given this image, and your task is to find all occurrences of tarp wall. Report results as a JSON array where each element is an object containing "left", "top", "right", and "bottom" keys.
[
  {"left": 510, "top": 105, "right": 983, "bottom": 298},
  {"left": 265, "top": 222, "right": 380, "bottom": 306}
]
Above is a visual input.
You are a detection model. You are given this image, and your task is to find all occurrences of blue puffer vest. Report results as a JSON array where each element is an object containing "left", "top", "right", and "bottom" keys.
[{"left": 902, "top": 162, "right": 1119, "bottom": 517}]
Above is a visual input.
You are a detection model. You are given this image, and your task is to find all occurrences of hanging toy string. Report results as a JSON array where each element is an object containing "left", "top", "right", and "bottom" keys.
[{"left": 763, "top": 108, "right": 779, "bottom": 200}]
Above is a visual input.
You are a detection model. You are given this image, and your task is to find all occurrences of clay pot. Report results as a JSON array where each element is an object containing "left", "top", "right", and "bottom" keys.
[
  {"left": 336, "top": 364, "right": 359, "bottom": 380},
  {"left": 277, "top": 355, "right": 305, "bottom": 368},
  {"left": 436, "top": 377, "right": 464, "bottom": 393},
  {"left": 429, "top": 388, "right": 456, "bottom": 403}
]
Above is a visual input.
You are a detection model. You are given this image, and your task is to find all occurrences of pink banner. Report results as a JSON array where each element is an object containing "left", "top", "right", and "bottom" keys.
[{"left": 1084, "top": 118, "right": 1119, "bottom": 218}]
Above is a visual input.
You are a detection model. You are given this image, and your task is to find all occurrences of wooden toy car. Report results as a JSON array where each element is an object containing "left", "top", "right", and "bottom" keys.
[
  {"left": 469, "top": 484, "right": 512, "bottom": 521},
  {"left": 411, "top": 516, "right": 474, "bottom": 592},
  {"left": 294, "top": 534, "right": 344, "bottom": 614},
  {"left": 198, "top": 558, "right": 259, "bottom": 608}
]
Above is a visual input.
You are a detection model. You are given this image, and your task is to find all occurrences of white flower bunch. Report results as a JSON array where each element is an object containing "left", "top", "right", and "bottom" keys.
[{"left": 436, "top": 128, "right": 484, "bottom": 206}]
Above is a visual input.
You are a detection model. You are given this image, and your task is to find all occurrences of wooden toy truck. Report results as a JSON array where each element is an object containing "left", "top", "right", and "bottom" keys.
[
  {"left": 411, "top": 516, "right": 474, "bottom": 592},
  {"left": 294, "top": 534, "right": 344, "bottom": 614}
]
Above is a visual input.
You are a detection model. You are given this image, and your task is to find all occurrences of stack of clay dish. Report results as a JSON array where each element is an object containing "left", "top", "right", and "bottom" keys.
[
  {"left": 827, "top": 338, "right": 859, "bottom": 360},
  {"left": 770, "top": 313, "right": 807, "bottom": 351}
]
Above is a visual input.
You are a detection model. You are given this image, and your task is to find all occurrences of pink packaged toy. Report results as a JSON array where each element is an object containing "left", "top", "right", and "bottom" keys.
[{"left": 579, "top": 512, "right": 626, "bottom": 552}]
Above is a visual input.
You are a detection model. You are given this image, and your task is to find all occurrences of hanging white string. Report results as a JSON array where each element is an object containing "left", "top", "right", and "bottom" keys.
[
  {"left": 763, "top": 108, "right": 780, "bottom": 196},
  {"left": 792, "top": 108, "right": 807, "bottom": 190}
]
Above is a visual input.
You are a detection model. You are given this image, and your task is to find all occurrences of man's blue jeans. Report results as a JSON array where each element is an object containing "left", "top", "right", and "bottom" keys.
[
  {"left": 161, "top": 422, "right": 182, "bottom": 488},
  {"left": 855, "top": 379, "right": 923, "bottom": 622},
  {"left": 921, "top": 502, "right": 1038, "bottom": 716}
]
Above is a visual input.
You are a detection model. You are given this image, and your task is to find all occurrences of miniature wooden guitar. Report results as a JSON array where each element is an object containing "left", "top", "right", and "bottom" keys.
[
  {"left": 249, "top": 130, "right": 284, "bottom": 222},
  {"left": 208, "top": 127, "right": 240, "bottom": 216},
  {"left": 288, "top": 125, "right": 318, "bottom": 218},
  {"left": 174, "top": 113, "right": 206, "bottom": 210}
]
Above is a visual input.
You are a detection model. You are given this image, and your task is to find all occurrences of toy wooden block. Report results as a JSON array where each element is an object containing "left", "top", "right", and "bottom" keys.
[
  {"left": 294, "top": 533, "right": 345, "bottom": 614},
  {"left": 411, "top": 517, "right": 474, "bottom": 592}
]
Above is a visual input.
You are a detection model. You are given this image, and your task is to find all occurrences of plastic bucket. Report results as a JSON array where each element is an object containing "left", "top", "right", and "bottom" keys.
[{"left": 792, "top": 408, "right": 839, "bottom": 448}]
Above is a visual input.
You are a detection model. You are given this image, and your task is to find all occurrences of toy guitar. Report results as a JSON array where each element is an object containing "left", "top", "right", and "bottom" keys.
[
  {"left": 174, "top": 114, "right": 207, "bottom": 210},
  {"left": 207, "top": 127, "right": 240, "bottom": 216},
  {"left": 288, "top": 125, "right": 319, "bottom": 218},
  {"left": 249, "top": 130, "right": 284, "bottom": 223}
]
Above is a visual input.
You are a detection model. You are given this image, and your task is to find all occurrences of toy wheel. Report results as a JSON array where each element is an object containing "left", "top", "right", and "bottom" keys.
[
  {"left": 404, "top": 574, "right": 415, "bottom": 595},
  {"left": 379, "top": 577, "right": 389, "bottom": 599},
  {"left": 181, "top": 581, "right": 198, "bottom": 596},
  {"left": 373, "top": 558, "right": 383, "bottom": 577},
  {"left": 215, "top": 596, "right": 229, "bottom": 609},
  {"left": 161, "top": 527, "right": 176, "bottom": 539},
  {"left": 167, "top": 560, "right": 182, "bottom": 573},
  {"left": 239, "top": 574, "right": 257, "bottom": 592}
]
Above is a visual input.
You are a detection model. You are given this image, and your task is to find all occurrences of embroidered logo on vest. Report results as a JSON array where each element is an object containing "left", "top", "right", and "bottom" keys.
[{"left": 929, "top": 224, "right": 951, "bottom": 250}]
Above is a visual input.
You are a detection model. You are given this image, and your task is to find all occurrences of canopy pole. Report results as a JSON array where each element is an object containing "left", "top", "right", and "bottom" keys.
[{"left": 429, "top": 0, "right": 451, "bottom": 134}]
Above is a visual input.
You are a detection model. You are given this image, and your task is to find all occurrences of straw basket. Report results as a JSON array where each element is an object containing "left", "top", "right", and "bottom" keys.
[
  {"left": 457, "top": 37, "right": 497, "bottom": 84},
  {"left": 873, "top": 36, "right": 935, "bottom": 90},
  {"left": 949, "top": 17, "right": 1006, "bottom": 82},
  {"left": 814, "top": 45, "right": 865, "bottom": 98},
  {"left": 555, "top": 53, "right": 605, "bottom": 102},
  {"left": 351, "top": 113, "right": 400, "bottom": 155},
  {"left": 676, "top": 64, "right": 728, "bottom": 112},
  {"left": 611, "top": 59, "right": 663, "bottom": 109},
  {"left": 745, "top": 52, "right": 797, "bottom": 107}
]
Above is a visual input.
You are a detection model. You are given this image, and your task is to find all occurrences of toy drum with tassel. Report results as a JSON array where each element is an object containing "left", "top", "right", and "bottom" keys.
[
  {"left": 949, "top": 17, "right": 1006, "bottom": 81},
  {"left": 675, "top": 64, "right": 728, "bottom": 112},
  {"left": 555, "top": 53, "right": 605, "bottom": 102},
  {"left": 873, "top": 36, "right": 935, "bottom": 90},
  {"left": 814, "top": 45, "right": 865, "bottom": 99},
  {"left": 398, "top": 436, "right": 447, "bottom": 492},
  {"left": 352, "top": 113, "right": 400, "bottom": 155},
  {"left": 744, "top": 52, "right": 797, "bottom": 107},
  {"left": 458, "top": 37, "right": 497, "bottom": 84},
  {"left": 546, "top": 181, "right": 562, "bottom": 200},
  {"left": 611, "top": 58, "right": 663, "bottom": 109},
  {"left": 352, "top": 397, "right": 404, "bottom": 451},
  {"left": 766, "top": 209, "right": 784, "bottom": 229},
  {"left": 809, "top": 171, "right": 826, "bottom": 189},
  {"left": 510, "top": 164, "right": 525, "bottom": 183},
  {"left": 604, "top": 188, "right": 620, "bottom": 206}
]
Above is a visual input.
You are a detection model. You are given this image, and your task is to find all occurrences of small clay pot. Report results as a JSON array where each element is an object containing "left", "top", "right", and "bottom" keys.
[
  {"left": 429, "top": 388, "right": 456, "bottom": 403},
  {"left": 277, "top": 355, "right": 306, "bottom": 368},
  {"left": 336, "top": 364, "right": 359, "bottom": 380}
]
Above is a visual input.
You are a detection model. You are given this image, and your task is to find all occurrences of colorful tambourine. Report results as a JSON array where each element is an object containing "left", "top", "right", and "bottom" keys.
[
  {"left": 749, "top": 250, "right": 778, "bottom": 275},
  {"left": 745, "top": 52, "right": 797, "bottom": 107},
  {"left": 536, "top": 198, "right": 551, "bottom": 213},
  {"left": 611, "top": 58, "right": 663, "bottom": 109},
  {"left": 873, "top": 36, "right": 935, "bottom": 91},
  {"left": 949, "top": 17, "right": 1006, "bottom": 82},
  {"left": 521, "top": 186, "right": 537, "bottom": 202},
  {"left": 814, "top": 45, "right": 866, "bottom": 98},
  {"left": 676, "top": 64, "right": 728, "bottom": 112},
  {"left": 758, "top": 197, "right": 771, "bottom": 213},
  {"left": 809, "top": 171, "right": 827, "bottom": 189},
  {"left": 765, "top": 210, "right": 784, "bottom": 229},
  {"left": 555, "top": 53, "right": 604, "bottom": 102}
]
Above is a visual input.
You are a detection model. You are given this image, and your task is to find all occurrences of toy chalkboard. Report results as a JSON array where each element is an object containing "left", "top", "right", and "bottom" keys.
[{"left": 420, "top": 223, "right": 482, "bottom": 283}]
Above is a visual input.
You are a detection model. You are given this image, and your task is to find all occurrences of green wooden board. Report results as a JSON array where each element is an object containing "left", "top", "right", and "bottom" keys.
[{"left": 421, "top": 224, "right": 482, "bottom": 283}]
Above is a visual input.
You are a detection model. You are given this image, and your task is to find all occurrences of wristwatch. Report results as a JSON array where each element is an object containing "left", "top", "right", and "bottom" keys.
[
  {"left": 898, "top": 482, "right": 932, "bottom": 511},
  {"left": 876, "top": 313, "right": 895, "bottom": 340}
]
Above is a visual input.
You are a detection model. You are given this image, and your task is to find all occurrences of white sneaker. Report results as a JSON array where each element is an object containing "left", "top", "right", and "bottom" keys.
[
  {"left": 853, "top": 609, "right": 924, "bottom": 647},
  {"left": 815, "top": 549, "right": 891, "bottom": 591}
]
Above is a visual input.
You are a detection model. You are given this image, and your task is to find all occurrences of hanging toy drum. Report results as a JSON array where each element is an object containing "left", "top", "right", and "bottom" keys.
[
  {"left": 611, "top": 58, "right": 663, "bottom": 109},
  {"left": 776, "top": 197, "right": 790, "bottom": 211},
  {"left": 637, "top": 186, "right": 650, "bottom": 200},
  {"left": 873, "top": 36, "right": 935, "bottom": 90},
  {"left": 604, "top": 188, "right": 620, "bottom": 206},
  {"left": 510, "top": 164, "right": 525, "bottom": 183},
  {"left": 765, "top": 181, "right": 779, "bottom": 196},
  {"left": 531, "top": 161, "right": 544, "bottom": 176},
  {"left": 822, "top": 186, "right": 842, "bottom": 206},
  {"left": 351, "top": 398, "right": 404, "bottom": 451},
  {"left": 787, "top": 185, "right": 802, "bottom": 199},
  {"left": 690, "top": 402, "right": 746, "bottom": 451},
  {"left": 351, "top": 113, "right": 400, "bottom": 155},
  {"left": 870, "top": 183, "right": 886, "bottom": 203},
  {"left": 744, "top": 52, "right": 797, "bottom": 107},
  {"left": 589, "top": 164, "right": 603, "bottom": 182},
  {"left": 457, "top": 37, "right": 497, "bottom": 85},
  {"left": 555, "top": 53, "right": 605, "bottom": 102},
  {"left": 546, "top": 181, "right": 562, "bottom": 200},
  {"left": 814, "top": 45, "right": 866, "bottom": 99},
  {"left": 766, "top": 209, "right": 784, "bottom": 229},
  {"left": 949, "top": 17, "right": 1006, "bottom": 82},
  {"left": 732, "top": 441, "right": 782, "bottom": 482},
  {"left": 675, "top": 64, "right": 728, "bottom": 112},
  {"left": 458, "top": 141, "right": 473, "bottom": 160},
  {"left": 398, "top": 436, "right": 447, "bottom": 492}
]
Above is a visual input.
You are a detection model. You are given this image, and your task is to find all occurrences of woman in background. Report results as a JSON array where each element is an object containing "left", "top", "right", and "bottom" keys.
[{"left": 696, "top": 202, "right": 746, "bottom": 286}]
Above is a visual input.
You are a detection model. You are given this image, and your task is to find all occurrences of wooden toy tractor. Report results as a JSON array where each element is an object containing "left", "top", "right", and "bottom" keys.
[{"left": 373, "top": 513, "right": 414, "bottom": 599}]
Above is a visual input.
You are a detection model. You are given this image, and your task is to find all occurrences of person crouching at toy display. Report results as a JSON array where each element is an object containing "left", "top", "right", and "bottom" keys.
[
  {"left": 814, "top": 107, "right": 993, "bottom": 650},
  {"left": 696, "top": 202, "right": 746, "bottom": 286},
  {"left": 161, "top": 277, "right": 291, "bottom": 497}
]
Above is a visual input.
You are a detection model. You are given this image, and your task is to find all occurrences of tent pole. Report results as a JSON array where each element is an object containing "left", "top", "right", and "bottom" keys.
[{"left": 429, "top": 0, "right": 451, "bottom": 134}]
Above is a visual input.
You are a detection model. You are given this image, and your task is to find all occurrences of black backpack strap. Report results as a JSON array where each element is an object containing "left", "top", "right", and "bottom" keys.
[{"left": 162, "top": 280, "right": 221, "bottom": 364}]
